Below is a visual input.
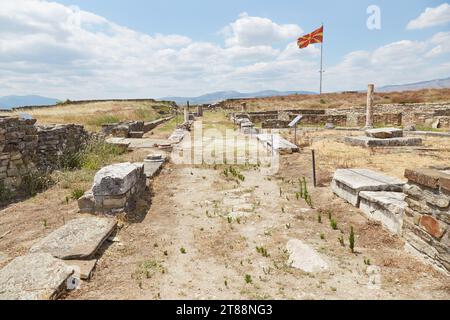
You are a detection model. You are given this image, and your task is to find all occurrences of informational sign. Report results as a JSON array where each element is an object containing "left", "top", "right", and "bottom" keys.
[{"left": 288, "top": 115, "right": 303, "bottom": 127}]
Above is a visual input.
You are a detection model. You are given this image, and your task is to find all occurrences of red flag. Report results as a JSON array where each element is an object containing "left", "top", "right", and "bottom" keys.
[{"left": 297, "top": 26, "right": 323, "bottom": 49}]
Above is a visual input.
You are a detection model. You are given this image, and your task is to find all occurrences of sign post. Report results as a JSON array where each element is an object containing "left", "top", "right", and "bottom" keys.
[{"left": 288, "top": 115, "right": 303, "bottom": 145}]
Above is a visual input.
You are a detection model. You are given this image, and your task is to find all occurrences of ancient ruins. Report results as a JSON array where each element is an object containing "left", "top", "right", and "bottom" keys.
[{"left": 0, "top": 86, "right": 449, "bottom": 300}]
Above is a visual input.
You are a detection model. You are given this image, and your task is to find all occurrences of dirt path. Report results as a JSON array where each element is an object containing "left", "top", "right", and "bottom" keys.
[{"left": 66, "top": 132, "right": 449, "bottom": 300}]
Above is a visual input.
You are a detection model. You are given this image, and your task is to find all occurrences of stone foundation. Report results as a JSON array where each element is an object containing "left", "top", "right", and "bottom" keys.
[
  {"left": 345, "top": 136, "right": 423, "bottom": 148},
  {"left": 78, "top": 162, "right": 147, "bottom": 215},
  {"left": 36, "top": 124, "right": 89, "bottom": 171},
  {"left": 228, "top": 103, "right": 450, "bottom": 129},
  {"left": 403, "top": 168, "right": 450, "bottom": 273},
  {"left": 1, "top": 117, "right": 89, "bottom": 191},
  {"left": 359, "top": 191, "right": 406, "bottom": 235},
  {"left": 0, "top": 116, "right": 38, "bottom": 190}
]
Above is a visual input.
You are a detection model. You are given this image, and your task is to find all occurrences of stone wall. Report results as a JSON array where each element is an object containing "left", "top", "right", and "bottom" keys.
[
  {"left": 1, "top": 116, "right": 89, "bottom": 191},
  {"left": 0, "top": 116, "right": 38, "bottom": 190},
  {"left": 36, "top": 124, "right": 89, "bottom": 171},
  {"left": 403, "top": 168, "right": 450, "bottom": 273},
  {"left": 261, "top": 119, "right": 291, "bottom": 129},
  {"left": 230, "top": 103, "right": 450, "bottom": 128}
]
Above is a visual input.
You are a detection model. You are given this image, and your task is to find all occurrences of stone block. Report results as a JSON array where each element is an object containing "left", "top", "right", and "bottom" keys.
[
  {"left": 365, "top": 127, "right": 403, "bottom": 139},
  {"left": 332, "top": 169, "right": 404, "bottom": 207},
  {"left": 286, "top": 239, "right": 329, "bottom": 273},
  {"left": 129, "top": 131, "right": 144, "bottom": 139},
  {"left": 65, "top": 259, "right": 97, "bottom": 280},
  {"left": 92, "top": 162, "right": 144, "bottom": 196},
  {"left": 78, "top": 191, "right": 95, "bottom": 213},
  {"left": 0, "top": 253, "right": 74, "bottom": 300},
  {"left": 359, "top": 191, "right": 406, "bottom": 235},
  {"left": 30, "top": 216, "right": 117, "bottom": 260},
  {"left": 405, "top": 169, "right": 442, "bottom": 189},
  {"left": 345, "top": 136, "right": 422, "bottom": 148},
  {"left": 420, "top": 215, "right": 446, "bottom": 239},
  {"left": 103, "top": 196, "right": 127, "bottom": 209}
]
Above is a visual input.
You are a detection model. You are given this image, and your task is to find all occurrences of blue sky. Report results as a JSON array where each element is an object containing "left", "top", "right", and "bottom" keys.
[{"left": 0, "top": 0, "right": 449, "bottom": 99}]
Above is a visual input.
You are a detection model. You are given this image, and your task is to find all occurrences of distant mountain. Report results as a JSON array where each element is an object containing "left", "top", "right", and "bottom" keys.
[
  {"left": 0, "top": 95, "right": 59, "bottom": 109},
  {"left": 377, "top": 77, "right": 450, "bottom": 92},
  {"left": 161, "top": 90, "right": 316, "bottom": 105}
]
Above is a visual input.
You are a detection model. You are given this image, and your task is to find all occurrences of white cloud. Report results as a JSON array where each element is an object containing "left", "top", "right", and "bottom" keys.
[
  {"left": 407, "top": 3, "right": 450, "bottom": 30},
  {"left": 0, "top": 0, "right": 448, "bottom": 98},
  {"left": 326, "top": 36, "right": 449, "bottom": 91},
  {"left": 426, "top": 31, "right": 450, "bottom": 57},
  {"left": 221, "top": 12, "right": 302, "bottom": 47}
]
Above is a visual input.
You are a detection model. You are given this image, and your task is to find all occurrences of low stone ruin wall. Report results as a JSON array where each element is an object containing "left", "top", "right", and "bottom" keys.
[
  {"left": 102, "top": 116, "right": 173, "bottom": 138},
  {"left": 78, "top": 162, "right": 147, "bottom": 215},
  {"left": 1, "top": 116, "right": 89, "bottom": 191},
  {"left": 0, "top": 116, "right": 38, "bottom": 189},
  {"left": 403, "top": 168, "right": 450, "bottom": 273},
  {"left": 230, "top": 103, "right": 450, "bottom": 128},
  {"left": 261, "top": 119, "right": 291, "bottom": 129},
  {"left": 354, "top": 113, "right": 403, "bottom": 127},
  {"left": 297, "top": 114, "right": 348, "bottom": 127},
  {"left": 36, "top": 124, "right": 89, "bottom": 171}
]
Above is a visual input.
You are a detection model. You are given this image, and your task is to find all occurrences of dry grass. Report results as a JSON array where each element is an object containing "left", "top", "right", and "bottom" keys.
[
  {"left": 5, "top": 100, "right": 173, "bottom": 131},
  {"left": 310, "top": 135, "right": 450, "bottom": 179},
  {"left": 223, "top": 88, "right": 450, "bottom": 111}
]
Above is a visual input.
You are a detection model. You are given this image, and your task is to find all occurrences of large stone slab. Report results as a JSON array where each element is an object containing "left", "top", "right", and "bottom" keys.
[
  {"left": 257, "top": 134, "right": 299, "bottom": 153},
  {"left": 345, "top": 136, "right": 422, "bottom": 148},
  {"left": 93, "top": 162, "right": 144, "bottom": 196},
  {"left": 0, "top": 253, "right": 74, "bottom": 300},
  {"left": 286, "top": 239, "right": 329, "bottom": 273},
  {"left": 359, "top": 191, "right": 407, "bottom": 235},
  {"left": 365, "top": 127, "right": 403, "bottom": 139},
  {"left": 65, "top": 259, "right": 97, "bottom": 280},
  {"left": 332, "top": 169, "right": 405, "bottom": 206},
  {"left": 30, "top": 217, "right": 117, "bottom": 260}
]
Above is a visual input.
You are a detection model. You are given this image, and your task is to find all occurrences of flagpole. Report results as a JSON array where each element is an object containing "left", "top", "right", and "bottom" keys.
[{"left": 319, "top": 23, "right": 324, "bottom": 95}]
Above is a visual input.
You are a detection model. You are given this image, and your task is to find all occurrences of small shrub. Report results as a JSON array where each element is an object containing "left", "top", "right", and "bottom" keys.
[
  {"left": 330, "top": 219, "right": 338, "bottom": 230},
  {"left": 349, "top": 226, "right": 355, "bottom": 253},
  {"left": 245, "top": 274, "right": 252, "bottom": 284},
  {"left": 71, "top": 188, "right": 85, "bottom": 200},
  {"left": 180, "top": 247, "right": 187, "bottom": 254},
  {"left": 21, "top": 170, "right": 54, "bottom": 197},
  {"left": 256, "top": 246, "right": 270, "bottom": 257},
  {"left": 320, "top": 233, "right": 325, "bottom": 240},
  {"left": 317, "top": 214, "right": 322, "bottom": 224},
  {"left": 80, "top": 139, "right": 126, "bottom": 171},
  {"left": 338, "top": 235, "right": 345, "bottom": 247},
  {"left": 0, "top": 182, "right": 14, "bottom": 203},
  {"left": 364, "top": 258, "right": 371, "bottom": 265}
]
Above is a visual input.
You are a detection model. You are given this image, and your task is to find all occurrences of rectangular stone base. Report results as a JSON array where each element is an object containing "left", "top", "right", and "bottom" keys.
[
  {"left": 331, "top": 179, "right": 360, "bottom": 206},
  {"left": 331, "top": 169, "right": 405, "bottom": 207},
  {"left": 359, "top": 191, "right": 406, "bottom": 235},
  {"left": 345, "top": 136, "right": 422, "bottom": 147}
]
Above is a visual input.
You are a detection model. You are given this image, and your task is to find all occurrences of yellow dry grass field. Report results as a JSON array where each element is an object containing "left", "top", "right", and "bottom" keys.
[
  {"left": 223, "top": 88, "right": 450, "bottom": 111},
  {"left": 283, "top": 129, "right": 450, "bottom": 182},
  {"left": 5, "top": 100, "right": 174, "bottom": 131}
]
